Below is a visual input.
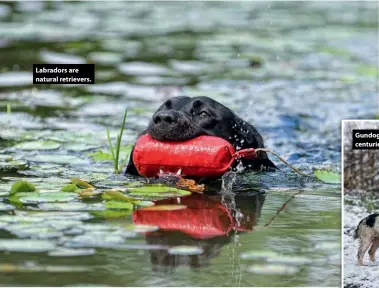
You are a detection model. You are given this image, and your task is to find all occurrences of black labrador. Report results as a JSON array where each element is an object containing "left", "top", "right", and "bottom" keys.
[{"left": 125, "top": 96, "right": 276, "bottom": 176}]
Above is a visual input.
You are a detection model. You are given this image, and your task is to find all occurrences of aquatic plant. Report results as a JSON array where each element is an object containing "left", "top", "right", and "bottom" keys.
[{"left": 106, "top": 109, "right": 128, "bottom": 174}]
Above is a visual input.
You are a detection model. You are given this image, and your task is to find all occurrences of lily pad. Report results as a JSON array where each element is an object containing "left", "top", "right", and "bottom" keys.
[
  {"left": 0, "top": 203, "right": 15, "bottom": 211},
  {"left": 90, "top": 210, "right": 132, "bottom": 219},
  {"left": 266, "top": 255, "right": 311, "bottom": 265},
  {"left": 71, "top": 178, "right": 94, "bottom": 189},
  {"left": 48, "top": 248, "right": 96, "bottom": 257},
  {"left": 168, "top": 246, "right": 204, "bottom": 255},
  {"left": 314, "top": 170, "right": 340, "bottom": 184},
  {"left": 0, "top": 160, "right": 28, "bottom": 171},
  {"left": 0, "top": 239, "right": 56, "bottom": 252},
  {"left": 10, "top": 180, "right": 36, "bottom": 195},
  {"left": 61, "top": 184, "right": 80, "bottom": 192},
  {"left": 6, "top": 224, "right": 63, "bottom": 239},
  {"left": 64, "top": 143, "right": 100, "bottom": 152},
  {"left": 0, "top": 155, "right": 12, "bottom": 161},
  {"left": 102, "top": 190, "right": 139, "bottom": 202},
  {"left": 240, "top": 250, "right": 279, "bottom": 260},
  {"left": 89, "top": 151, "right": 113, "bottom": 162},
  {"left": 38, "top": 202, "right": 89, "bottom": 211},
  {"left": 105, "top": 201, "right": 134, "bottom": 210},
  {"left": 25, "top": 154, "right": 86, "bottom": 165},
  {"left": 14, "top": 140, "right": 61, "bottom": 151},
  {"left": 19, "top": 192, "right": 77, "bottom": 204},
  {"left": 128, "top": 185, "right": 191, "bottom": 198},
  {"left": 247, "top": 264, "right": 299, "bottom": 275}
]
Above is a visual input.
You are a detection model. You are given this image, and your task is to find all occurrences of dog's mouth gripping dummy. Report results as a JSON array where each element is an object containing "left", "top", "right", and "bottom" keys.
[{"left": 132, "top": 134, "right": 259, "bottom": 179}]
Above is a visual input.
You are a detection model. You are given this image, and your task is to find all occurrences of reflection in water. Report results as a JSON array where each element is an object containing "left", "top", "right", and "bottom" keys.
[{"left": 133, "top": 192, "right": 265, "bottom": 271}]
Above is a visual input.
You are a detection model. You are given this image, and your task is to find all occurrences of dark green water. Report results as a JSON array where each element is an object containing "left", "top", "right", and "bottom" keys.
[{"left": 0, "top": 1, "right": 378, "bottom": 286}]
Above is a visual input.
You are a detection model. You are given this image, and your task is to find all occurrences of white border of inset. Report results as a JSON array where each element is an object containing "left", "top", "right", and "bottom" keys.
[{"left": 341, "top": 119, "right": 379, "bottom": 287}]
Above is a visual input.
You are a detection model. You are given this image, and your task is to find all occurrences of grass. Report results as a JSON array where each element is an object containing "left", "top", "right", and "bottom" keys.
[{"left": 107, "top": 109, "right": 128, "bottom": 174}]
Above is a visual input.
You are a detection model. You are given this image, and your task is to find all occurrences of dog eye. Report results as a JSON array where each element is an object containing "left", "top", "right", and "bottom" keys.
[{"left": 198, "top": 111, "right": 210, "bottom": 117}]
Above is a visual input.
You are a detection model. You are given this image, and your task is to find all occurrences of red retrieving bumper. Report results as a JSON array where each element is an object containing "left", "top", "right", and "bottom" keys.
[{"left": 133, "top": 134, "right": 258, "bottom": 178}]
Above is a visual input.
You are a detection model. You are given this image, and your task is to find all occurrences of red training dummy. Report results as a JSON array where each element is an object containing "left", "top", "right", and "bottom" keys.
[{"left": 132, "top": 134, "right": 258, "bottom": 178}]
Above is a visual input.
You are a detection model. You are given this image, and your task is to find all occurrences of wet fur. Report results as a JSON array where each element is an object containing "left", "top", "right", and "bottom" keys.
[
  {"left": 354, "top": 213, "right": 379, "bottom": 265},
  {"left": 125, "top": 96, "right": 276, "bottom": 176}
]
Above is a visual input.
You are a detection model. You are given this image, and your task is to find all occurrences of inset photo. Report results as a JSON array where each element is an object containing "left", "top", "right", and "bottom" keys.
[{"left": 343, "top": 120, "right": 379, "bottom": 287}]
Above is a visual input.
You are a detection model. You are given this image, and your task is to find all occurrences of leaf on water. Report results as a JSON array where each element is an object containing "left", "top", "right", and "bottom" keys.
[
  {"left": 314, "top": 170, "right": 340, "bottom": 184},
  {"left": 78, "top": 189, "right": 101, "bottom": 199},
  {"left": 14, "top": 140, "right": 61, "bottom": 151},
  {"left": 90, "top": 210, "right": 132, "bottom": 219},
  {"left": 38, "top": 202, "right": 89, "bottom": 211},
  {"left": 357, "top": 65, "right": 377, "bottom": 77},
  {"left": 128, "top": 185, "right": 191, "bottom": 198},
  {"left": 64, "top": 143, "right": 100, "bottom": 152},
  {"left": 19, "top": 192, "right": 77, "bottom": 204},
  {"left": 48, "top": 248, "right": 96, "bottom": 257},
  {"left": 266, "top": 255, "right": 312, "bottom": 265},
  {"left": 25, "top": 154, "right": 85, "bottom": 165},
  {"left": 133, "top": 200, "right": 155, "bottom": 207},
  {"left": 71, "top": 178, "right": 94, "bottom": 189},
  {"left": 240, "top": 250, "right": 279, "bottom": 260},
  {"left": 0, "top": 239, "right": 56, "bottom": 252},
  {"left": 0, "top": 160, "right": 28, "bottom": 171},
  {"left": 61, "top": 184, "right": 80, "bottom": 192},
  {"left": 102, "top": 190, "right": 139, "bottom": 202},
  {"left": 10, "top": 181, "right": 37, "bottom": 195},
  {"left": 89, "top": 151, "right": 114, "bottom": 161},
  {"left": 247, "top": 264, "right": 299, "bottom": 275},
  {"left": 105, "top": 201, "right": 134, "bottom": 210}
]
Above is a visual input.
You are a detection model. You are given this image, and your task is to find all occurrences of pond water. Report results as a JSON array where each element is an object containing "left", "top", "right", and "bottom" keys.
[{"left": 0, "top": 1, "right": 378, "bottom": 287}]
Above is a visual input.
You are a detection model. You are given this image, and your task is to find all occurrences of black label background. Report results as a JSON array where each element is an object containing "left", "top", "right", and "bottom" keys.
[
  {"left": 33, "top": 64, "right": 95, "bottom": 84},
  {"left": 352, "top": 129, "right": 379, "bottom": 150}
]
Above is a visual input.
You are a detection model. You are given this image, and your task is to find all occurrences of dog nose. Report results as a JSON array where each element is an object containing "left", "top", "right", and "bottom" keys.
[{"left": 153, "top": 110, "right": 178, "bottom": 125}]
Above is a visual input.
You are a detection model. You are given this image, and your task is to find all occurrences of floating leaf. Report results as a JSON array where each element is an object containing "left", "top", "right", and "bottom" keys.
[
  {"left": 10, "top": 180, "right": 36, "bottom": 195},
  {"left": 240, "top": 250, "right": 279, "bottom": 260},
  {"left": 139, "top": 205, "right": 186, "bottom": 211},
  {"left": 78, "top": 189, "right": 101, "bottom": 199},
  {"left": 102, "top": 190, "right": 138, "bottom": 202},
  {"left": 0, "top": 203, "right": 14, "bottom": 211},
  {"left": 314, "top": 170, "right": 340, "bottom": 184},
  {"left": 128, "top": 185, "right": 191, "bottom": 198},
  {"left": 0, "top": 160, "right": 28, "bottom": 171},
  {"left": 90, "top": 210, "right": 131, "bottom": 219},
  {"left": 0, "top": 155, "right": 12, "bottom": 161},
  {"left": 266, "top": 255, "right": 311, "bottom": 265},
  {"left": 25, "top": 154, "right": 85, "bottom": 165},
  {"left": 89, "top": 151, "right": 114, "bottom": 161},
  {"left": 14, "top": 140, "right": 61, "bottom": 151},
  {"left": 6, "top": 225, "right": 63, "bottom": 239},
  {"left": 19, "top": 192, "right": 77, "bottom": 204},
  {"left": 247, "top": 264, "right": 299, "bottom": 275},
  {"left": 71, "top": 178, "right": 94, "bottom": 189},
  {"left": 168, "top": 246, "right": 204, "bottom": 255},
  {"left": 64, "top": 143, "right": 100, "bottom": 152},
  {"left": 133, "top": 200, "right": 155, "bottom": 207},
  {"left": 61, "top": 184, "right": 80, "bottom": 192},
  {"left": 0, "top": 239, "right": 56, "bottom": 252},
  {"left": 38, "top": 202, "right": 89, "bottom": 211},
  {"left": 105, "top": 201, "right": 134, "bottom": 210},
  {"left": 48, "top": 248, "right": 96, "bottom": 257}
]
